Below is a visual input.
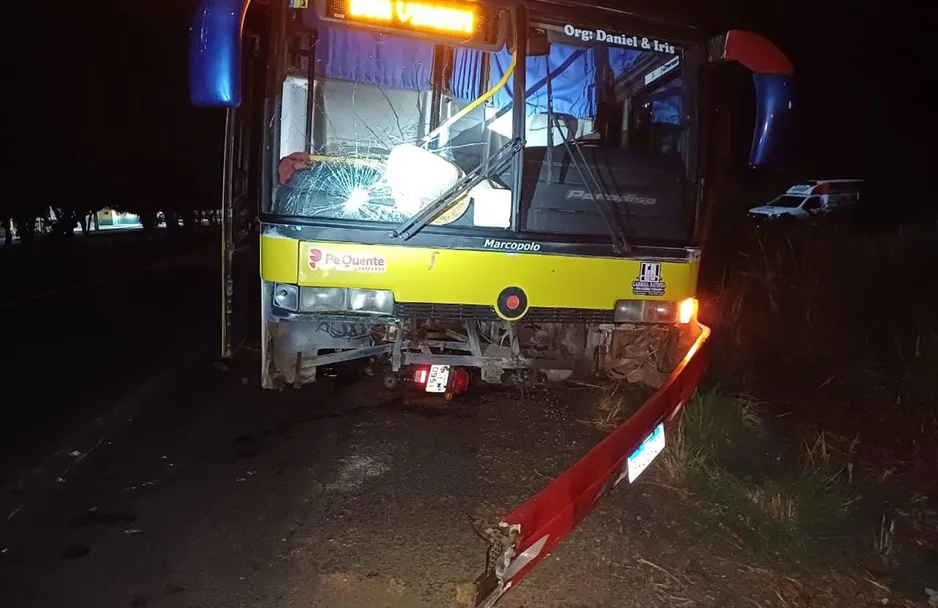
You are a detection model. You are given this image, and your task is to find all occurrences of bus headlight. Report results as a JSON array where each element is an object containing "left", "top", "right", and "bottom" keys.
[
  {"left": 272, "top": 283, "right": 298, "bottom": 311},
  {"left": 299, "top": 287, "right": 346, "bottom": 312},
  {"left": 285, "top": 286, "right": 395, "bottom": 315},
  {"left": 348, "top": 288, "right": 395, "bottom": 315},
  {"left": 613, "top": 300, "right": 645, "bottom": 323},
  {"left": 614, "top": 298, "right": 697, "bottom": 324}
]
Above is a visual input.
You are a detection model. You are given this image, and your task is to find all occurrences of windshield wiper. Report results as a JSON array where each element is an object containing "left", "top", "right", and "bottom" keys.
[
  {"left": 554, "top": 121, "right": 631, "bottom": 253},
  {"left": 391, "top": 137, "right": 524, "bottom": 241}
]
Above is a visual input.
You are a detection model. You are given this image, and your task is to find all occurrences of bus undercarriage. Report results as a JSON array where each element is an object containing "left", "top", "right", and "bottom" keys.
[{"left": 266, "top": 311, "right": 698, "bottom": 389}]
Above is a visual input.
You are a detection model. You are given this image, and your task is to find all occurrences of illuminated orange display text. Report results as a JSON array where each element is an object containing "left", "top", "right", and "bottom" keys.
[{"left": 347, "top": 0, "right": 476, "bottom": 35}]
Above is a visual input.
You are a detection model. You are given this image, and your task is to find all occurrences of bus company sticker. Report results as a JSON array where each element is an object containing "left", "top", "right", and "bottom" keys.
[
  {"left": 309, "top": 247, "right": 386, "bottom": 273},
  {"left": 632, "top": 262, "right": 666, "bottom": 296},
  {"left": 561, "top": 24, "right": 676, "bottom": 54}
]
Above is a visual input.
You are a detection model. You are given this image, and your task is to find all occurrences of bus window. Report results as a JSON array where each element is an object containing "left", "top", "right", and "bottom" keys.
[
  {"left": 271, "top": 12, "right": 515, "bottom": 229},
  {"left": 508, "top": 31, "right": 694, "bottom": 244}
]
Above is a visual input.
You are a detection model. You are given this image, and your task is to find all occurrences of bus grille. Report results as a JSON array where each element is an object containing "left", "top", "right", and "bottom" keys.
[{"left": 394, "top": 303, "right": 614, "bottom": 323}]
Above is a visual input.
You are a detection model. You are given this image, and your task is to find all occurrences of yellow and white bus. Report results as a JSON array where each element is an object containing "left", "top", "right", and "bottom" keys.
[
  {"left": 191, "top": 0, "right": 792, "bottom": 393},
  {"left": 190, "top": 2, "right": 793, "bottom": 602}
]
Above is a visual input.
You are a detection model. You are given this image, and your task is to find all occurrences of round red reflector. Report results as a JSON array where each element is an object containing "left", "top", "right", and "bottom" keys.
[{"left": 495, "top": 286, "right": 528, "bottom": 319}]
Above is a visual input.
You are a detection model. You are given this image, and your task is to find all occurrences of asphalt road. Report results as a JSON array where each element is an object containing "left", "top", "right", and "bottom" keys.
[
  {"left": 0, "top": 230, "right": 219, "bottom": 492},
  {"left": 3, "top": 352, "right": 900, "bottom": 608},
  {"left": 0, "top": 354, "right": 756, "bottom": 608}
]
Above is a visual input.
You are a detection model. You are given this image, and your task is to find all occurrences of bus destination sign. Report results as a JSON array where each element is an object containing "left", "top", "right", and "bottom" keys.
[
  {"left": 320, "top": 0, "right": 505, "bottom": 49},
  {"left": 347, "top": 0, "right": 474, "bottom": 35}
]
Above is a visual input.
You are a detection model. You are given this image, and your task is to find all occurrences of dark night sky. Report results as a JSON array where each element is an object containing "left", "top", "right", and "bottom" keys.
[{"left": 37, "top": 0, "right": 923, "bottom": 213}]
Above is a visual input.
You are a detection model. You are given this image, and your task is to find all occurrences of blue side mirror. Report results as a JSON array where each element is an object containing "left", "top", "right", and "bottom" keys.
[
  {"left": 750, "top": 73, "right": 794, "bottom": 168},
  {"left": 189, "top": 0, "right": 251, "bottom": 107},
  {"left": 710, "top": 30, "right": 794, "bottom": 169}
]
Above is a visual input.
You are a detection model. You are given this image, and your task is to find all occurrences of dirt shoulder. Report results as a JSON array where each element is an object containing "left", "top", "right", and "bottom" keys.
[{"left": 2, "top": 359, "right": 932, "bottom": 608}]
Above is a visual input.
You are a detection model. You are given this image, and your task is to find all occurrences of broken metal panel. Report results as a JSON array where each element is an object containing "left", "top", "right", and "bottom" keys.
[
  {"left": 261, "top": 283, "right": 277, "bottom": 389},
  {"left": 474, "top": 324, "right": 711, "bottom": 606},
  {"left": 391, "top": 325, "right": 405, "bottom": 371},
  {"left": 401, "top": 353, "right": 576, "bottom": 370},
  {"left": 507, "top": 323, "right": 521, "bottom": 358},
  {"left": 263, "top": 308, "right": 696, "bottom": 391},
  {"left": 466, "top": 321, "right": 483, "bottom": 357},
  {"left": 265, "top": 315, "right": 376, "bottom": 387},
  {"left": 299, "top": 344, "right": 392, "bottom": 368},
  {"left": 600, "top": 322, "right": 700, "bottom": 388}
]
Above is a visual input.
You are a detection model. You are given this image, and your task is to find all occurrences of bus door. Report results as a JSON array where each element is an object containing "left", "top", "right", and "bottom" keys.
[{"left": 221, "top": 20, "right": 266, "bottom": 358}]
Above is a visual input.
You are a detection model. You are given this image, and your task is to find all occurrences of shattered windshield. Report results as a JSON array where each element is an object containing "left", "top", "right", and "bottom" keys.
[
  {"left": 271, "top": 18, "right": 518, "bottom": 229},
  {"left": 270, "top": 12, "right": 696, "bottom": 244}
]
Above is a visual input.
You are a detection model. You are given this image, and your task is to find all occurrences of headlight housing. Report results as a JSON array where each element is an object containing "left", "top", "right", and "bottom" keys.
[
  {"left": 272, "top": 283, "right": 298, "bottom": 312},
  {"left": 272, "top": 285, "right": 394, "bottom": 316},
  {"left": 299, "top": 287, "right": 346, "bottom": 312},
  {"left": 348, "top": 288, "right": 394, "bottom": 315},
  {"left": 614, "top": 298, "right": 697, "bottom": 324}
]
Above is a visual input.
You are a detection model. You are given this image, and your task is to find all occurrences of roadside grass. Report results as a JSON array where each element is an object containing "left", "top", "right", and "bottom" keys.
[
  {"left": 702, "top": 220, "right": 938, "bottom": 419},
  {"left": 658, "top": 390, "right": 937, "bottom": 587},
  {"left": 586, "top": 380, "right": 654, "bottom": 432},
  {"left": 685, "top": 217, "right": 938, "bottom": 596}
]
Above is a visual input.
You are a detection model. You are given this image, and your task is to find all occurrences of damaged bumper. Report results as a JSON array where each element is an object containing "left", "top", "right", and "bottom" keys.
[{"left": 468, "top": 323, "right": 711, "bottom": 607}]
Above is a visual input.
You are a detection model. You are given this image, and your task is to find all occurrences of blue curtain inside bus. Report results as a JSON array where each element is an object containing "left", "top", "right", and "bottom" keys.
[
  {"left": 303, "top": 7, "right": 677, "bottom": 124},
  {"left": 314, "top": 25, "right": 433, "bottom": 90},
  {"left": 649, "top": 79, "right": 683, "bottom": 125},
  {"left": 487, "top": 45, "right": 597, "bottom": 117}
]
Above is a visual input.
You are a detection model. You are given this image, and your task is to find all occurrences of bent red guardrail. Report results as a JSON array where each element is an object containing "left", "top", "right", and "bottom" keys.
[{"left": 472, "top": 323, "right": 711, "bottom": 607}]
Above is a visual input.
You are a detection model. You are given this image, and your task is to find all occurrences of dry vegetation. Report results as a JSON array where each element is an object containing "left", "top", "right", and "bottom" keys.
[
  {"left": 656, "top": 390, "right": 936, "bottom": 604},
  {"left": 653, "top": 218, "right": 938, "bottom": 603}
]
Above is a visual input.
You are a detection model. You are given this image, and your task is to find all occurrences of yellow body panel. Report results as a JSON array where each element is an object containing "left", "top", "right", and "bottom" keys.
[
  {"left": 261, "top": 234, "right": 698, "bottom": 310},
  {"left": 261, "top": 235, "right": 300, "bottom": 284}
]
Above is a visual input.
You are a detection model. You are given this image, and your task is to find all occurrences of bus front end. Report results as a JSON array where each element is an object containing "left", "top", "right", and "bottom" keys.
[{"left": 258, "top": 0, "right": 713, "bottom": 390}]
